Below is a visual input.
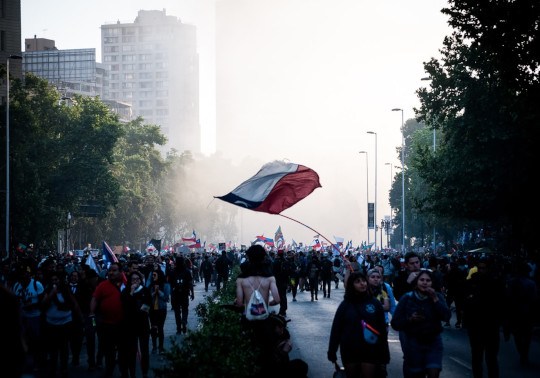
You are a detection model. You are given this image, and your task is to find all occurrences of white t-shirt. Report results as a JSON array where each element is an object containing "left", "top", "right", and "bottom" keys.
[{"left": 13, "top": 279, "right": 44, "bottom": 318}]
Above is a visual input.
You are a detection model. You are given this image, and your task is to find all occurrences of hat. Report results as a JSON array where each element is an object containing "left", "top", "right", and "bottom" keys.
[{"left": 277, "top": 249, "right": 285, "bottom": 255}]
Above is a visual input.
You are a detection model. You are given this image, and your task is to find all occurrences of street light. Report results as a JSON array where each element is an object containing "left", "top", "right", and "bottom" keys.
[
  {"left": 5, "top": 54, "right": 23, "bottom": 259},
  {"left": 367, "top": 131, "right": 377, "bottom": 251},
  {"left": 385, "top": 162, "right": 393, "bottom": 247},
  {"left": 392, "top": 108, "right": 405, "bottom": 251},
  {"left": 359, "top": 151, "right": 369, "bottom": 245},
  {"left": 421, "top": 76, "right": 437, "bottom": 252}
]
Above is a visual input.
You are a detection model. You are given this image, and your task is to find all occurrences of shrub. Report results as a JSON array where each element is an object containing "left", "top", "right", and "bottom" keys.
[{"left": 156, "top": 267, "right": 261, "bottom": 378}]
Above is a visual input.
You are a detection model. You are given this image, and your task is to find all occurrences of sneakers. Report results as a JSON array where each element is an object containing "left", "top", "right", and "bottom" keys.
[{"left": 292, "top": 298, "right": 297, "bottom": 302}]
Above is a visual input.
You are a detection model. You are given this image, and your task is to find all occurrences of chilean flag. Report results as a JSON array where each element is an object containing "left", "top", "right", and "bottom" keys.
[
  {"left": 188, "top": 239, "right": 201, "bottom": 248},
  {"left": 216, "top": 161, "right": 321, "bottom": 214}
]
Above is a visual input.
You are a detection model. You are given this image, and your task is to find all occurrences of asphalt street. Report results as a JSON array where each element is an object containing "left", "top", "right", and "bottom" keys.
[{"left": 22, "top": 279, "right": 540, "bottom": 378}]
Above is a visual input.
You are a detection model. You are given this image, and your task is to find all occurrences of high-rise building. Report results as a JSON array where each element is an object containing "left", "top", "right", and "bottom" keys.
[
  {"left": 22, "top": 38, "right": 100, "bottom": 98},
  {"left": 1, "top": 0, "right": 22, "bottom": 103},
  {"left": 101, "top": 9, "right": 200, "bottom": 154}
]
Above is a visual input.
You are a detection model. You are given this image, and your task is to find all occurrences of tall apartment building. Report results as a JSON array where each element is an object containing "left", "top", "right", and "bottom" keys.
[
  {"left": 101, "top": 9, "right": 200, "bottom": 154},
  {"left": 1, "top": 0, "right": 22, "bottom": 104}
]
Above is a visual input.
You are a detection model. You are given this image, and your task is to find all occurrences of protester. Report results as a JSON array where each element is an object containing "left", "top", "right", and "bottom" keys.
[
  {"left": 215, "top": 250, "right": 231, "bottom": 291},
  {"left": 306, "top": 254, "right": 321, "bottom": 301},
  {"left": 200, "top": 254, "right": 214, "bottom": 292},
  {"left": 463, "top": 257, "right": 507, "bottom": 378},
  {"left": 42, "top": 271, "right": 83, "bottom": 378},
  {"left": 168, "top": 256, "right": 195, "bottom": 334},
  {"left": 149, "top": 268, "right": 170, "bottom": 354},
  {"left": 391, "top": 269, "right": 451, "bottom": 378},
  {"left": 327, "top": 271, "right": 390, "bottom": 378},
  {"left": 272, "top": 249, "right": 291, "bottom": 317},
  {"left": 320, "top": 252, "right": 334, "bottom": 298},
  {"left": 90, "top": 262, "right": 128, "bottom": 378},
  {"left": 12, "top": 263, "right": 45, "bottom": 371},
  {"left": 506, "top": 262, "right": 538, "bottom": 366},
  {"left": 393, "top": 252, "right": 422, "bottom": 301},
  {"left": 121, "top": 270, "right": 152, "bottom": 378}
]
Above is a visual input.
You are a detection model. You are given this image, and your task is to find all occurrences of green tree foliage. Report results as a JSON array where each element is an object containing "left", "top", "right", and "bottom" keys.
[
  {"left": 2, "top": 74, "right": 122, "bottom": 250},
  {"left": 95, "top": 116, "right": 168, "bottom": 247},
  {"left": 414, "top": 0, "right": 540, "bottom": 251}
]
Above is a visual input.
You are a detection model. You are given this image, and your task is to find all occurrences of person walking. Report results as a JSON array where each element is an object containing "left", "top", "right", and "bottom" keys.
[
  {"left": 391, "top": 269, "right": 451, "bottom": 378},
  {"left": 327, "top": 271, "right": 390, "bottom": 378},
  {"left": 12, "top": 263, "right": 45, "bottom": 371},
  {"left": 306, "top": 254, "right": 321, "bottom": 301},
  {"left": 506, "top": 262, "right": 538, "bottom": 366},
  {"left": 90, "top": 262, "right": 128, "bottom": 378},
  {"left": 320, "top": 252, "right": 334, "bottom": 298},
  {"left": 215, "top": 251, "right": 231, "bottom": 291},
  {"left": 42, "top": 271, "right": 83, "bottom": 378},
  {"left": 272, "top": 250, "right": 291, "bottom": 317},
  {"left": 121, "top": 270, "right": 152, "bottom": 378},
  {"left": 463, "top": 257, "right": 507, "bottom": 378},
  {"left": 168, "top": 256, "right": 195, "bottom": 334},
  {"left": 200, "top": 255, "right": 213, "bottom": 292},
  {"left": 149, "top": 268, "right": 170, "bottom": 355}
]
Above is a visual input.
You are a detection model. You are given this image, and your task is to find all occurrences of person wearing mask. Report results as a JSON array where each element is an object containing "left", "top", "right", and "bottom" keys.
[
  {"left": 149, "top": 268, "right": 170, "bottom": 354},
  {"left": 121, "top": 270, "right": 152, "bottom": 378},
  {"left": 327, "top": 271, "right": 389, "bottom": 378},
  {"left": 391, "top": 269, "right": 451, "bottom": 378}
]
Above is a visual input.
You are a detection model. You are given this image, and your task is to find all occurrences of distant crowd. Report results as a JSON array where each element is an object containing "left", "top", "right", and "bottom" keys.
[{"left": 1, "top": 246, "right": 539, "bottom": 378}]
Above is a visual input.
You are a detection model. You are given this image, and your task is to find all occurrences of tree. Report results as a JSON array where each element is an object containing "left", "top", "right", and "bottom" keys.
[
  {"left": 414, "top": 0, "right": 540, "bottom": 252},
  {"left": 1, "top": 74, "right": 123, "bottom": 252}
]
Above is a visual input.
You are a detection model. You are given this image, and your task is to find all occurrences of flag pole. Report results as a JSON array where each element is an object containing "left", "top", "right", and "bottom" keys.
[{"left": 278, "top": 214, "right": 353, "bottom": 272}]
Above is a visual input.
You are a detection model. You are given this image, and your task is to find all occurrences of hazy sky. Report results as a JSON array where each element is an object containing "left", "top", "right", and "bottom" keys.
[{"left": 21, "top": 0, "right": 453, "bottom": 248}]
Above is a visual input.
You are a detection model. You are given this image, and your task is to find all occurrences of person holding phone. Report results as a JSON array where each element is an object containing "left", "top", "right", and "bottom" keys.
[{"left": 391, "top": 269, "right": 451, "bottom": 378}]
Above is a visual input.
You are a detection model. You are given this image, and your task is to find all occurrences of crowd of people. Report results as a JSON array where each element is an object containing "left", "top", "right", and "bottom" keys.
[{"left": 1, "top": 245, "right": 538, "bottom": 378}]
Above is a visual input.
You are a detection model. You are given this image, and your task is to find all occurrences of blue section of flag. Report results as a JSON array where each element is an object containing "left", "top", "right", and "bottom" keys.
[{"left": 102, "top": 241, "right": 118, "bottom": 267}]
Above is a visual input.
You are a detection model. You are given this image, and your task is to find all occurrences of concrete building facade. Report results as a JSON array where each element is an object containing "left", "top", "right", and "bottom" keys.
[{"left": 101, "top": 9, "right": 200, "bottom": 154}]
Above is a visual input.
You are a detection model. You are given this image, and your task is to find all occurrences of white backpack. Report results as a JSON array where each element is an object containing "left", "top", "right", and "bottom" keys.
[{"left": 245, "top": 279, "right": 269, "bottom": 321}]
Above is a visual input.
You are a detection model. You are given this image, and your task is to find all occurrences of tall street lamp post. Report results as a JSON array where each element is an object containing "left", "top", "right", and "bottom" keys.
[
  {"left": 367, "top": 131, "right": 377, "bottom": 251},
  {"left": 359, "top": 151, "right": 369, "bottom": 245},
  {"left": 5, "top": 55, "right": 23, "bottom": 258},
  {"left": 392, "top": 108, "right": 405, "bottom": 251},
  {"left": 421, "top": 76, "right": 437, "bottom": 252},
  {"left": 385, "top": 162, "right": 393, "bottom": 248}
]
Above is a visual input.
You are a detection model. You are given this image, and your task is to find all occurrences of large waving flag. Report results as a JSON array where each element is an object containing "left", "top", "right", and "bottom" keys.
[
  {"left": 216, "top": 161, "right": 321, "bottom": 214},
  {"left": 102, "top": 241, "right": 119, "bottom": 267}
]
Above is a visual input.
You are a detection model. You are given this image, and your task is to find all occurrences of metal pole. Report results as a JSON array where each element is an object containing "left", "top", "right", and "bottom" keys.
[
  {"left": 392, "top": 108, "right": 405, "bottom": 251},
  {"left": 5, "top": 59, "right": 10, "bottom": 256},
  {"left": 359, "top": 151, "right": 369, "bottom": 245},
  {"left": 368, "top": 131, "right": 377, "bottom": 251}
]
